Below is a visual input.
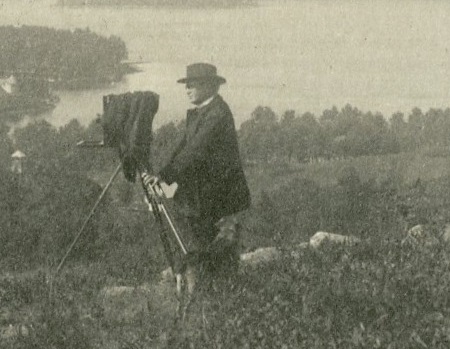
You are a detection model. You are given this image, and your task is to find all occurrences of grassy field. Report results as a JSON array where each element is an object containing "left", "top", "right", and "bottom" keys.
[
  {"left": 3, "top": 151, "right": 450, "bottom": 348},
  {"left": 246, "top": 151, "right": 450, "bottom": 197}
]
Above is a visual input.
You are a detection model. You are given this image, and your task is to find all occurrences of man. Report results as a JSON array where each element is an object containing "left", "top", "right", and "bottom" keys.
[{"left": 154, "top": 62, "right": 250, "bottom": 257}]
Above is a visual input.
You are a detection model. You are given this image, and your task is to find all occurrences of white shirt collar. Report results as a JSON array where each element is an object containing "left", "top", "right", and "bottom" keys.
[{"left": 195, "top": 95, "right": 216, "bottom": 109}]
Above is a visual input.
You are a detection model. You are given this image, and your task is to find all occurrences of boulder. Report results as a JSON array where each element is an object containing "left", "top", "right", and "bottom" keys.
[
  {"left": 309, "top": 231, "right": 361, "bottom": 248},
  {"left": 240, "top": 247, "right": 281, "bottom": 266}
]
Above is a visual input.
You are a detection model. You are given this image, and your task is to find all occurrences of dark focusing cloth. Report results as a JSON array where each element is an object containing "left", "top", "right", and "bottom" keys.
[{"left": 102, "top": 91, "right": 159, "bottom": 182}]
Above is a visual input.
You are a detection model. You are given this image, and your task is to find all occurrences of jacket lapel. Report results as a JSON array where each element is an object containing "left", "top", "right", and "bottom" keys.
[
  {"left": 185, "top": 95, "right": 221, "bottom": 140},
  {"left": 186, "top": 108, "right": 200, "bottom": 141}
]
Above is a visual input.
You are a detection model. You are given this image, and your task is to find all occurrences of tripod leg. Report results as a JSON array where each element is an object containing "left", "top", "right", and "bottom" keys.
[{"left": 55, "top": 163, "right": 122, "bottom": 275}]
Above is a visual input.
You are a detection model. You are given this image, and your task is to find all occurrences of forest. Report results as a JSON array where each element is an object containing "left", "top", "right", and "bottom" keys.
[
  {"left": 0, "top": 25, "right": 130, "bottom": 90},
  {"left": 239, "top": 105, "right": 450, "bottom": 163}
]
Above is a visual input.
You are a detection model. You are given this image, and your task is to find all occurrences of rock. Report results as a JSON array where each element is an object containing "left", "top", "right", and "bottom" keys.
[
  {"left": 442, "top": 224, "right": 450, "bottom": 243},
  {"left": 309, "top": 231, "right": 361, "bottom": 249},
  {"left": 0, "top": 324, "right": 29, "bottom": 340},
  {"left": 401, "top": 224, "right": 439, "bottom": 247},
  {"left": 161, "top": 267, "right": 175, "bottom": 283},
  {"left": 240, "top": 247, "right": 281, "bottom": 266}
]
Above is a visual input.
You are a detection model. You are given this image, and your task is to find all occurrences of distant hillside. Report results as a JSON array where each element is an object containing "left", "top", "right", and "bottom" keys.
[
  {"left": 0, "top": 25, "right": 132, "bottom": 91},
  {"left": 58, "top": 0, "right": 256, "bottom": 7}
]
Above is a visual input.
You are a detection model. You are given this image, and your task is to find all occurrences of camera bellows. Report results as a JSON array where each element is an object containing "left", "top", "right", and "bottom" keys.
[{"left": 102, "top": 91, "right": 159, "bottom": 182}]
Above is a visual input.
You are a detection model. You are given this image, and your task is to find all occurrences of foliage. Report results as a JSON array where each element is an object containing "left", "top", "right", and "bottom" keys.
[
  {"left": 0, "top": 25, "right": 129, "bottom": 90},
  {"left": 151, "top": 120, "right": 186, "bottom": 173},
  {"left": 4, "top": 102, "right": 450, "bottom": 347},
  {"left": 239, "top": 106, "right": 280, "bottom": 162},
  {"left": 187, "top": 241, "right": 450, "bottom": 349},
  {"left": 0, "top": 122, "right": 13, "bottom": 163},
  {"left": 239, "top": 104, "right": 450, "bottom": 165},
  {"left": 0, "top": 119, "right": 160, "bottom": 274},
  {"left": 3, "top": 238, "right": 450, "bottom": 348},
  {"left": 242, "top": 168, "right": 396, "bottom": 248},
  {"left": 241, "top": 155, "right": 450, "bottom": 250}
]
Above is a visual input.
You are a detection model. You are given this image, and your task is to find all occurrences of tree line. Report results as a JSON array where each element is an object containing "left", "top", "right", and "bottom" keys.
[
  {"left": 0, "top": 25, "right": 130, "bottom": 90},
  {"left": 238, "top": 104, "right": 450, "bottom": 163},
  {"left": 4, "top": 103, "right": 450, "bottom": 174}
]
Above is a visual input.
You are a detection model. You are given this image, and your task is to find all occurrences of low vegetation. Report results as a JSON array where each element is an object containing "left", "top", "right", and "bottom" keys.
[{"left": 2, "top": 104, "right": 450, "bottom": 347}]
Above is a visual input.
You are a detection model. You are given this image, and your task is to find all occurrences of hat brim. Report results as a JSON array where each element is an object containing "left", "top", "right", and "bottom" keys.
[{"left": 177, "top": 76, "right": 226, "bottom": 84}]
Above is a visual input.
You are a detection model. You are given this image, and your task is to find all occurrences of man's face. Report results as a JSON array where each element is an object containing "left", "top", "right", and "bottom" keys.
[{"left": 185, "top": 80, "right": 216, "bottom": 105}]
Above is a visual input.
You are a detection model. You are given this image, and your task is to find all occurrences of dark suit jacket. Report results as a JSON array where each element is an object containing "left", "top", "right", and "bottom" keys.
[{"left": 159, "top": 95, "right": 250, "bottom": 222}]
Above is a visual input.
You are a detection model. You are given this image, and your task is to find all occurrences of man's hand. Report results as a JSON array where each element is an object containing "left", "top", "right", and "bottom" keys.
[
  {"left": 142, "top": 174, "right": 161, "bottom": 191},
  {"left": 144, "top": 175, "right": 163, "bottom": 198},
  {"left": 141, "top": 173, "right": 175, "bottom": 198}
]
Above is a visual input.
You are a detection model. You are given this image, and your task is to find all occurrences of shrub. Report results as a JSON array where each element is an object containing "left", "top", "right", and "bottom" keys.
[{"left": 187, "top": 240, "right": 450, "bottom": 348}]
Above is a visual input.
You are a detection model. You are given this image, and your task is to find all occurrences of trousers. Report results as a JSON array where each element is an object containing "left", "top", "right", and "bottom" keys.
[{"left": 179, "top": 215, "right": 219, "bottom": 252}]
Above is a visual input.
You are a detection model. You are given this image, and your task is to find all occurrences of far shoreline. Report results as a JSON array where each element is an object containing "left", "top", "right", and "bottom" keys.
[
  {"left": 56, "top": 0, "right": 257, "bottom": 9},
  {"left": 51, "top": 63, "right": 140, "bottom": 91}
]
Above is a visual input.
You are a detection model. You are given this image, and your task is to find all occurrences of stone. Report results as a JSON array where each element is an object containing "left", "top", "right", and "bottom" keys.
[
  {"left": 161, "top": 267, "right": 175, "bottom": 283},
  {"left": 0, "top": 324, "right": 29, "bottom": 340},
  {"left": 240, "top": 247, "right": 281, "bottom": 266},
  {"left": 309, "top": 231, "right": 361, "bottom": 248},
  {"left": 442, "top": 223, "right": 450, "bottom": 243},
  {"left": 401, "top": 224, "right": 439, "bottom": 247}
]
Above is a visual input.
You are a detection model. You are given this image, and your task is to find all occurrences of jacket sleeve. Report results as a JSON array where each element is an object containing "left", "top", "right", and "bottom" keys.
[
  {"left": 169, "top": 133, "right": 187, "bottom": 161},
  {"left": 159, "top": 135, "right": 186, "bottom": 184},
  {"left": 159, "top": 108, "right": 226, "bottom": 185}
]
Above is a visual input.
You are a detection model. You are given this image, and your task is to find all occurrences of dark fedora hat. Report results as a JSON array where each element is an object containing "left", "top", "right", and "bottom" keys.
[{"left": 177, "top": 63, "right": 226, "bottom": 84}]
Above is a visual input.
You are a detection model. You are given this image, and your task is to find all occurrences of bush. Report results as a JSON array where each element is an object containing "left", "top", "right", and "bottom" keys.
[
  {"left": 243, "top": 174, "right": 406, "bottom": 248},
  {"left": 188, "top": 240, "right": 450, "bottom": 348}
]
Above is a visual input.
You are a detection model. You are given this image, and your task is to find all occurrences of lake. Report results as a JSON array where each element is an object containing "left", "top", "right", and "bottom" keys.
[{"left": 1, "top": 0, "right": 450, "bottom": 129}]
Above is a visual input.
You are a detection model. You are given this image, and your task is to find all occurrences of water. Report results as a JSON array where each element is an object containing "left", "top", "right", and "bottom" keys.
[{"left": 1, "top": 0, "right": 450, "bottom": 129}]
